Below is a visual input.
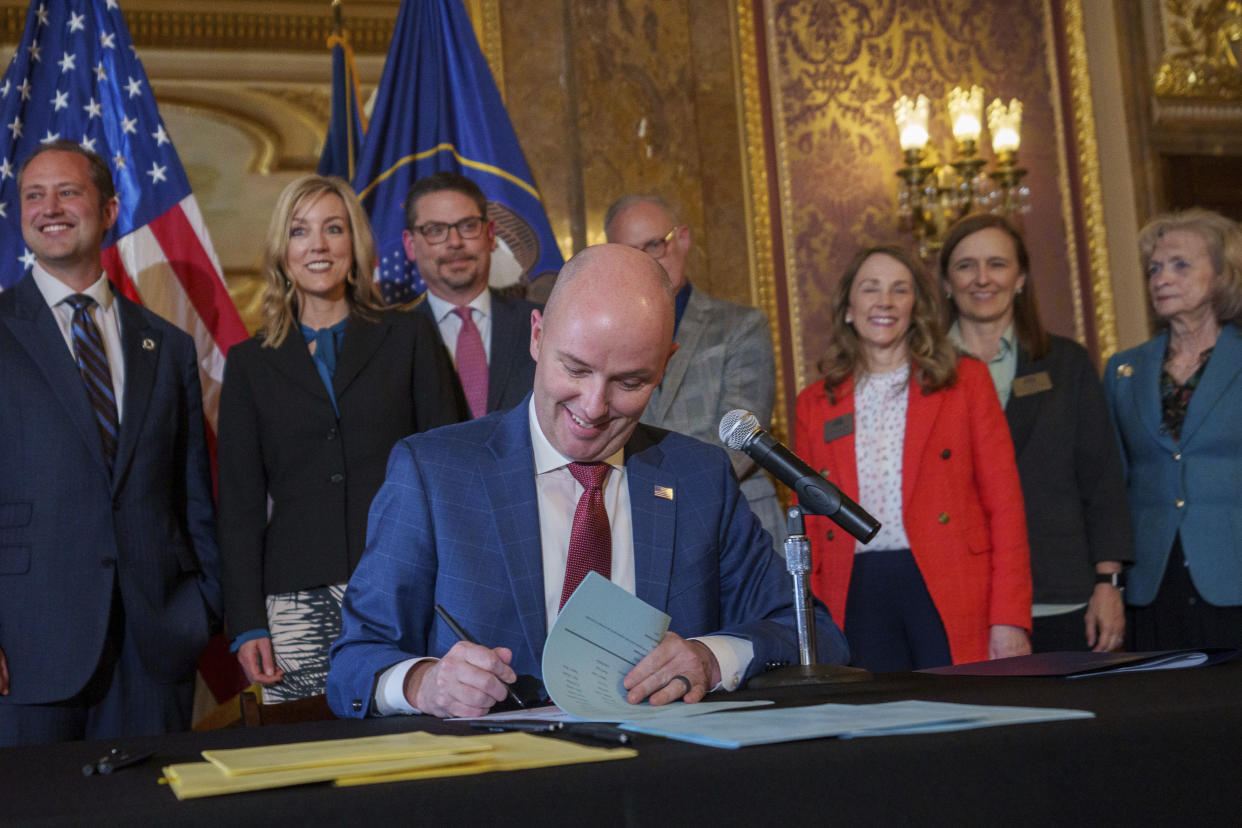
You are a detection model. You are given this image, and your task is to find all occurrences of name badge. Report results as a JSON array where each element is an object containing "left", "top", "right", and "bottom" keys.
[
  {"left": 1011, "top": 371, "right": 1052, "bottom": 397},
  {"left": 823, "top": 413, "right": 854, "bottom": 443}
]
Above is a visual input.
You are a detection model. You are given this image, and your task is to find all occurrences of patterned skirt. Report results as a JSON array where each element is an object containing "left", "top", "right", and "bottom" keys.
[{"left": 261, "top": 582, "right": 347, "bottom": 704}]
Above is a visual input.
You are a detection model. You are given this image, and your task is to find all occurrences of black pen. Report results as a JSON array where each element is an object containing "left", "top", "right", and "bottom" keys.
[
  {"left": 469, "top": 720, "right": 564, "bottom": 734},
  {"left": 82, "top": 748, "right": 154, "bottom": 776},
  {"left": 564, "top": 722, "right": 633, "bottom": 745},
  {"left": 435, "top": 603, "right": 527, "bottom": 709}
]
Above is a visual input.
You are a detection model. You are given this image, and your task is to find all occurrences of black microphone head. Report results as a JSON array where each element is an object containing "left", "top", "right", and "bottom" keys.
[{"left": 719, "top": 409, "right": 760, "bottom": 451}]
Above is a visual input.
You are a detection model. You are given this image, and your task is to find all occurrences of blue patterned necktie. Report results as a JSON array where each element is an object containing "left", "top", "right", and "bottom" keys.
[{"left": 65, "top": 294, "right": 119, "bottom": 468}]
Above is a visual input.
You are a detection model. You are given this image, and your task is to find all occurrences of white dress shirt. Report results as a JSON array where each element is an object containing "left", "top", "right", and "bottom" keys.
[
  {"left": 373, "top": 399, "right": 751, "bottom": 715},
  {"left": 31, "top": 265, "right": 126, "bottom": 422},
  {"left": 423, "top": 288, "right": 493, "bottom": 365}
]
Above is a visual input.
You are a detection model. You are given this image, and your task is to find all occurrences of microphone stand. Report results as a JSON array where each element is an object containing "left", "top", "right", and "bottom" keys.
[{"left": 747, "top": 505, "right": 871, "bottom": 688}]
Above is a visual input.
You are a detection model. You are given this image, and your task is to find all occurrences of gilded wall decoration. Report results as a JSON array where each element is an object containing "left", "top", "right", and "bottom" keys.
[
  {"left": 571, "top": 1, "right": 709, "bottom": 243},
  {"left": 0, "top": 5, "right": 397, "bottom": 53},
  {"left": 1154, "top": 0, "right": 1242, "bottom": 99},
  {"left": 768, "top": 0, "right": 1079, "bottom": 390}
]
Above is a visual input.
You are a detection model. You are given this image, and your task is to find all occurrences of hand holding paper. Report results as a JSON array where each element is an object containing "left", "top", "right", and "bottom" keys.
[
  {"left": 623, "top": 632, "right": 719, "bottom": 705},
  {"left": 539, "top": 572, "right": 767, "bottom": 721}
]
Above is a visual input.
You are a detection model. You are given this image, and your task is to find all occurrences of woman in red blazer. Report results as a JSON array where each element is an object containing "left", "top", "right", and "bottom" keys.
[{"left": 794, "top": 245, "right": 1031, "bottom": 668}]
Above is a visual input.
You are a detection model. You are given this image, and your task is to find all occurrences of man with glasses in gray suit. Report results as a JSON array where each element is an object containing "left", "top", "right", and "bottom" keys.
[{"left": 605, "top": 193, "right": 785, "bottom": 547}]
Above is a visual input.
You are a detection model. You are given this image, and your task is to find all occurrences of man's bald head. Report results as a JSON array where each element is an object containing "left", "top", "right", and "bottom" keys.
[{"left": 528, "top": 244, "right": 678, "bottom": 462}]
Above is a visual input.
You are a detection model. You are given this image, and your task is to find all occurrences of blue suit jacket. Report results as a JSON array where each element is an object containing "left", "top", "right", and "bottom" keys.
[
  {"left": 326, "top": 400, "right": 847, "bottom": 717},
  {"left": 1104, "top": 323, "right": 1242, "bottom": 606},
  {"left": 0, "top": 275, "right": 220, "bottom": 705}
]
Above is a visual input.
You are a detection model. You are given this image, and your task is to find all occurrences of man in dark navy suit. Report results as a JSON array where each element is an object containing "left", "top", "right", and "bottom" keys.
[
  {"left": 0, "top": 141, "right": 220, "bottom": 746},
  {"left": 327, "top": 244, "right": 848, "bottom": 719},
  {"left": 403, "top": 171, "right": 538, "bottom": 418}
]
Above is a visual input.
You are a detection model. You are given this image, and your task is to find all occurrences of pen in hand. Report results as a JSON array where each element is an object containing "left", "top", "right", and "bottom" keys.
[{"left": 435, "top": 604, "right": 527, "bottom": 710}]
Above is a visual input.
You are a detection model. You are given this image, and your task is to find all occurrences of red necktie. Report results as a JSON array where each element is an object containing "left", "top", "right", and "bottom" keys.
[
  {"left": 452, "top": 305, "right": 489, "bottom": 419},
  {"left": 559, "top": 462, "right": 612, "bottom": 609}
]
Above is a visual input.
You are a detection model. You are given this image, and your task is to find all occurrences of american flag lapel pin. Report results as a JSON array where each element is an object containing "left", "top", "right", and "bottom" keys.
[{"left": 654, "top": 485, "right": 674, "bottom": 500}]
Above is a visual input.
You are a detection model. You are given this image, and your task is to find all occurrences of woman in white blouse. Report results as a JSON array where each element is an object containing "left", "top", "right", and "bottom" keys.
[{"left": 794, "top": 245, "right": 1032, "bottom": 670}]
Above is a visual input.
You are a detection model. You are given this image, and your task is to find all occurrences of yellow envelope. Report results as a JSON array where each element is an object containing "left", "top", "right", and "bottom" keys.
[
  {"left": 334, "top": 732, "right": 636, "bottom": 786},
  {"left": 164, "top": 750, "right": 490, "bottom": 800},
  {"left": 202, "top": 731, "right": 491, "bottom": 775}
]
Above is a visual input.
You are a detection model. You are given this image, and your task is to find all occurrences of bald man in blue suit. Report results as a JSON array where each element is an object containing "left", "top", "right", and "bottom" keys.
[{"left": 327, "top": 244, "right": 847, "bottom": 719}]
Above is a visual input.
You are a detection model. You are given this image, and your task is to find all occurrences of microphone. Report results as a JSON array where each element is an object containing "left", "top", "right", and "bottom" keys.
[{"left": 719, "top": 410, "right": 880, "bottom": 543}]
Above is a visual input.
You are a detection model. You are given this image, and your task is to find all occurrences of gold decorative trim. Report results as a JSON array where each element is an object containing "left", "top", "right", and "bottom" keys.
[
  {"left": 764, "top": 1, "right": 805, "bottom": 397},
  {"left": 158, "top": 98, "right": 282, "bottom": 176},
  {"left": 732, "top": 0, "right": 786, "bottom": 439},
  {"left": 1061, "top": 0, "right": 1119, "bottom": 361},
  {"left": 465, "top": 0, "right": 505, "bottom": 101},
  {"left": 1, "top": 8, "right": 395, "bottom": 53},
  {"left": 1044, "top": 0, "right": 1088, "bottom": 348},
  {"left": 1153, "top": 0, "right": 1242, "bottom": 100}
]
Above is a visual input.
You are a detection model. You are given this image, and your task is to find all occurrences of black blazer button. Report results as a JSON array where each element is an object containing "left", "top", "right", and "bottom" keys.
[
  {"left": 352, "top": 699, "right": 363, "bottom": 712},
  {"left": 941, "top": 448, "right": 951, "bottom": 459},
  {"left": 330, "top": 473, "right": 345, "bottom": 484}
]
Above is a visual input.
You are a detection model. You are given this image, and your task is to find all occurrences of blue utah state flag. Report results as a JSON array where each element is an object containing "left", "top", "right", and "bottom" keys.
[{"left": 353, "top": 0, "right": 563, "bottom": 304}]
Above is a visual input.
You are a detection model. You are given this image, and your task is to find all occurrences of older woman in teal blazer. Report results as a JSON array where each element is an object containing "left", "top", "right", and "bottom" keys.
[{"left": 1104, "top": 208, "right": 1242, "bottom": 650}]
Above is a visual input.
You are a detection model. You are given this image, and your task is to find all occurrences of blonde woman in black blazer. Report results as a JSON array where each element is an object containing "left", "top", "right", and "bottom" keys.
[{"left": 218, "top": 175, "right": 464, "bottom": 701}]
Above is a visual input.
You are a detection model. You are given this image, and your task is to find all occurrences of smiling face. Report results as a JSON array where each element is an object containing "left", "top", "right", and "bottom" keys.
[
  {"left": 19, "top": 150, "right": 117, "bottom": 287},
  {"left": 529, "top": 245, "right": 675, "bottom": 463},
  {"left": 944, "top": 227, "right": 1027, "bottom": 327},
  {"left": 1146, "top": 229, "right": 1219, "bottom": 324},
  {"left": 284, "top": 192, "right": 352, "bottom": 306},
  {"left": 402, "top": 189, "right": 495, "bottom": 304},
  {"left": 847, "top": 252, "right": 916, "bottom": 369}
]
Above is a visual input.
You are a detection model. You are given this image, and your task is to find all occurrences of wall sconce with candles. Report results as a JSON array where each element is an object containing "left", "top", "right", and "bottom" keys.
[{"left": 892, "top": 86, "right": 1029, "bottom": 258}]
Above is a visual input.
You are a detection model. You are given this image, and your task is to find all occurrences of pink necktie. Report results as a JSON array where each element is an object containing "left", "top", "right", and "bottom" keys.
[
  {"left": 559, "top": 462, "right": 612, "bottom": 610},
  {"left": 452, "top": 305, "right": 489, "bottom": 419}
]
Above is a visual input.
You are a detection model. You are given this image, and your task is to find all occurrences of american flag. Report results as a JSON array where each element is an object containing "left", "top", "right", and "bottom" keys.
[
  {"left": 0, "top": 0, "right": 247, "bottom": 434},
  {"left": 0, "top": 0, "right": 248, "bottom": 704}
]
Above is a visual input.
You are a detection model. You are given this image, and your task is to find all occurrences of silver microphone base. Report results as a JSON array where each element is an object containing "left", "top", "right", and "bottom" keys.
[{"left": 747, "top": 663, "right": 872, "bottom": 689}]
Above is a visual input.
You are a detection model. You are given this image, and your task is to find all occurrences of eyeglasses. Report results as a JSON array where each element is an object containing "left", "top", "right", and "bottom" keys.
[
  {"left": 412, "top": 216, "right": 486, "bottom": 245},
  {"left": 638, "top": 226, "right": 679, "bottom": 259}
]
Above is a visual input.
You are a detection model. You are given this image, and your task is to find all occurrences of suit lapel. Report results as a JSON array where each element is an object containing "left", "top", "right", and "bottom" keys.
[
  {"left": 1004, "top": 348, "right": 1040, "bottom": 456},
  {"left": 481, "top": 405, "right": 549, "bottom": 664},
  {"left": 624, "top": 427, "right": 676, "bottom": 612},
  {"left": 268, "top": 323, "right": 334, "bottom": 405},
  {"left": 827, "top": 376, "right": 860, "bottom": 502},
  {"left": 650, "top": 288, "right": 707, "bottom": 422},
  {"left": 111, "top": 295, "right": 160, "bottom": 488},
  {"left": 1, "top": 278, "right": 109, "bottom": 473},
  {"left": 487, "top": 292, "right": 525, "bottom": 412},
  {"left": 332, "top": 314, "right": 387, "bottom": 399},
  {"left": 903, "top": 372, "right": 944, "bottom": 510},
  {"left": 1129, "top": 333, "right": 1175, "bottom": 451},
  {"left": 1180, "top": 323, "right": 1242, "bottom": 445}
]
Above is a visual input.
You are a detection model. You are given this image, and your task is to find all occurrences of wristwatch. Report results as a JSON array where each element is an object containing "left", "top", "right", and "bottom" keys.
[{"left": 1095, "top": 572, "right": 1124, "bottom": 589}]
